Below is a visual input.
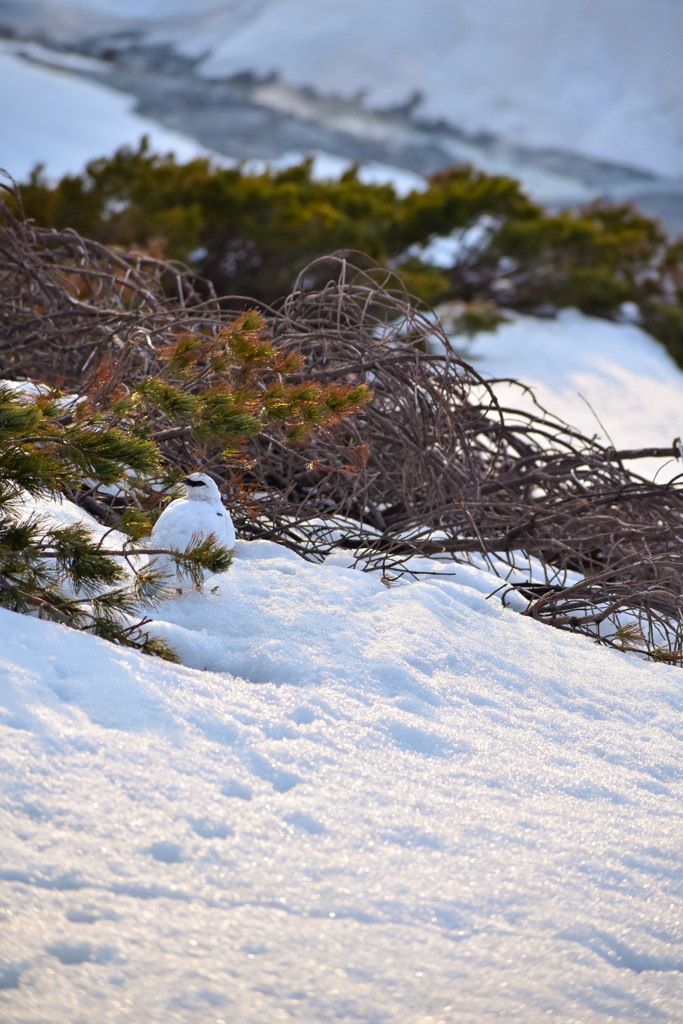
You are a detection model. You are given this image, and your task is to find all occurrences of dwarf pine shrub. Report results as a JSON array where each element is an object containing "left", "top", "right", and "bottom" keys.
[
  {"left": 0, "top": 268, "right": 371, "bottom": 657},
  {"left": 14, "top": 139, "right": 683, "bottom": 366},
  {"left": 0, "top": 383, "right": 180, "bottom": 657}
]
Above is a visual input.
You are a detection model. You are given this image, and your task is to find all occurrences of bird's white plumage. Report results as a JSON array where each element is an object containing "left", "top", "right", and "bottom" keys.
[{"left": 149, "top": 473, "right": 235, "bottom": 586}]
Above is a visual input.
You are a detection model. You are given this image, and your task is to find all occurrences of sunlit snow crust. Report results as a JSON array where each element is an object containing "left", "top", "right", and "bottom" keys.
[{"left": 1, "top": 530, "right": 683, "bottom": 1022}]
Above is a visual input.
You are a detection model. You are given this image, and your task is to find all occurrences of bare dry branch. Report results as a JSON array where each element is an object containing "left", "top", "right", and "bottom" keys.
[{"left": 3, "top": 205, "right": 683, "bottom": 660}]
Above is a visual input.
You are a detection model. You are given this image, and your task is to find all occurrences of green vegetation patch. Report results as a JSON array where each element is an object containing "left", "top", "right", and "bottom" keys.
[{"left": 15, "top": 140, "right": 682, "bottom": 367}]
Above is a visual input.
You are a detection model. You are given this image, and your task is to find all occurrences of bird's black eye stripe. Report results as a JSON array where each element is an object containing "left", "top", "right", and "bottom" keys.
[{"left": 184, "top": 478, "right": 207, "bottom": 487}]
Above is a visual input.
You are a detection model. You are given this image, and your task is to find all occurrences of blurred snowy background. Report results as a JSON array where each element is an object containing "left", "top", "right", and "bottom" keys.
[{"left": 1, "top": 0, "right": 682, "bottom": 229}]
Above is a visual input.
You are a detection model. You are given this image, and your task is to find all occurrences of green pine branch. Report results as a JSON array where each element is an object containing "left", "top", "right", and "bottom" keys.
[{"left": 0, "top": 305, "right": 370, "bottom": 659}]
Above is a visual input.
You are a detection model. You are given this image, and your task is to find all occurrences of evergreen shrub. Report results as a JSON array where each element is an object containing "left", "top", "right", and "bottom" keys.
[{"left": 13, "top": 140, "right": 683, "bottom": 364}]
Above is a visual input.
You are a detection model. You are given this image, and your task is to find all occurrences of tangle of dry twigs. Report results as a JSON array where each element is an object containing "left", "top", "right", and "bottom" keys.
[{"left": 3, "top": 196, "right": 683, "bottom": 662}]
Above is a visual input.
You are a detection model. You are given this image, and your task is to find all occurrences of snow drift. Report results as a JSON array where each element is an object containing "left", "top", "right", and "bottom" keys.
[{"left": 2, "top": 529, "right": 683, "bottom": 1022}]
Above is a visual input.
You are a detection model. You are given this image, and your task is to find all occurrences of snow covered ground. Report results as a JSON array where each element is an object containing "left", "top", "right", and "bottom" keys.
[
  {"left": 2, "top": 535, "right": 683, "bottom": 1023},
  {"left": 4, "top": 0, "right": 683, "bottom": 178},
  {"left": 2, "top": 311, "right": 683, "bottom": 1022},
  {"left": 0, "top": 40, "right": 219, "bottom": 181},
  {"left": 0, "top": 39, "right": 425, "bottom": 195},
  {"left": 2, "top": 0, "right": 683, "bottom": 231},
  {"left": 444, "top": 307, "right": 683, "bottom": 482}
]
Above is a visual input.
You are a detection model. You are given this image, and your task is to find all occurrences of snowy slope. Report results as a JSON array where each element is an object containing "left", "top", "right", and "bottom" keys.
[
  {"left": 443, "top": 308, "right": 683, "bottom": 481},
  {"left": 4, "top": 0, "right": 683, "bottom": 177},
  {"left": 0, "top": 40, "right": 220, "bottom": 181},
  {"left": 2, "top": 535, "right": 683, "bottom": 1023},
  {"left": 0, "top": 38, "right": 427, "bottom": 191}
]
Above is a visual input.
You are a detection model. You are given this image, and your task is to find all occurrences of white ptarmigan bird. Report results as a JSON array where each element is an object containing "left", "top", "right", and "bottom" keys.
[{"left": 149, "top": 472, "right": 235, "bottom": 587}]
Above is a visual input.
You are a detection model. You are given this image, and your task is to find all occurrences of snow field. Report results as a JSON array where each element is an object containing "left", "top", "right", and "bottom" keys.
[
  {"left": 0, "top": 40, "right": 427, "bottom": 196},
  {"left": 441, "top": 308, "right": 683, "bottom": 483},
  {"left": 34, "top": 0, "right": 683, "bottom": 176},
  {"left": 1, "top": 532, "right": 683, "bottom": 1022},
  {"left": 0, "top": 40, "right": 221, "bottom": 182},
  {"left": 3, "top": 2, "right": 683, "bottom": 205}
]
